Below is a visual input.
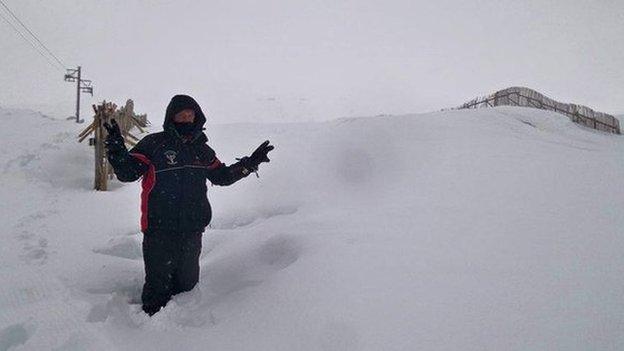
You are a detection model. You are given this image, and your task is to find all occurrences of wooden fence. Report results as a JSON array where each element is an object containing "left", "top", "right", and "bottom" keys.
[
  {"left": 457, "top": 87, "right": 620, "bottom": 134},
  {"left": 77, "top": 100, "right": 148, "bottom": 190}
]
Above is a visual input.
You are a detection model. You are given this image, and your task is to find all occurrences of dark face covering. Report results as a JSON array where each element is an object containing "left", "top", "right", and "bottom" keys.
[
  {"left": 164, "top": 95, "right": 207, "bottom": 139},
  {"left": 174, "top": 122, "right": 195, "bottom": 136}
]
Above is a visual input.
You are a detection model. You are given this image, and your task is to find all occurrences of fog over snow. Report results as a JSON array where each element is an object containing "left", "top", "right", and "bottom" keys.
[
  {"left": 1, "top": 1, "right": 624, "bottom": 350},
  {"left": 1, "top": 0, "right": 623, "bottom": 124}
]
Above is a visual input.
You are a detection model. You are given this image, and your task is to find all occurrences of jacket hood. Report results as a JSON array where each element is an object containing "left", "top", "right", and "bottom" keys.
[{"left": 163, "top": 95, "right": 207, "bottom": 138}]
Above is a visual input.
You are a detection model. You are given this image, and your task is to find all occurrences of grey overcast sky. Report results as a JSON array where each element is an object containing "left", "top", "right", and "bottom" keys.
[{"left": 0, "top": 0, "right": 622, "bottom": 125}]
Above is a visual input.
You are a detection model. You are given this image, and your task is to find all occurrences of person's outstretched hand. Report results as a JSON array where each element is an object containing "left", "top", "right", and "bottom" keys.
[
  {"left": 248, "top": 140, "right": 274, "bottom": 168},
  {"left": 103, "top": 118, "right": 126, "bottom": 153}
]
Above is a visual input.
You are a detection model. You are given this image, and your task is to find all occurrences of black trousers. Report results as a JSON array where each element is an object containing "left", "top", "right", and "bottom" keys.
[{"left": 141, "top": 228, "right": 203, "bottom": 315}]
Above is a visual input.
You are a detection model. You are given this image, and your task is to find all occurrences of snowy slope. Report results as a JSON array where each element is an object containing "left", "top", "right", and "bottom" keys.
[{"left": 1, "top": 106, "right": 624, "bottom": 350}]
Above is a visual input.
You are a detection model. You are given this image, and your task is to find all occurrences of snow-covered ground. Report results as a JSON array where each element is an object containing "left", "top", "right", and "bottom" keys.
[{"left": 1, "top": 106, "right": 623, "bottom": 350}]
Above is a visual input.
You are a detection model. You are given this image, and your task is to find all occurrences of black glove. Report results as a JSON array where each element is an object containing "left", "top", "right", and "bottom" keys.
[
  {"left": 103, "top": 119, "right": 126, "bottom": 153},
  {"left": 248, "top": 140, "right": 274, "bottom": 168},
  {"left": 238, "top": 140, "right": 274, "bottom": 173}
]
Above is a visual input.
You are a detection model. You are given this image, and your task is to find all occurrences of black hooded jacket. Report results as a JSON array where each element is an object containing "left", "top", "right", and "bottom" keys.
[{"left": 107, "top": 95, "right": 252, "bottom": 233}]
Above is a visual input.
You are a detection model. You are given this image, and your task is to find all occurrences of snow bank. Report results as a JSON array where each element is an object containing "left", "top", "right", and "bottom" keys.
[{"left": 1, "top": 106, "right": 623, "bottom": 350}]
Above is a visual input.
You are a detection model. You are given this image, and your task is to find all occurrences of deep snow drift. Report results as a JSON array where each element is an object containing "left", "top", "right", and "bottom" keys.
[{"left": 1, "top": 106, "right": 623, "bottom": 350}]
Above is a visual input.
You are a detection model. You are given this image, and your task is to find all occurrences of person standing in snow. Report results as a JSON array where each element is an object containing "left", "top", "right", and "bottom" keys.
[{"left": 103, "top": 94, "right": 274, "bottom": 315}]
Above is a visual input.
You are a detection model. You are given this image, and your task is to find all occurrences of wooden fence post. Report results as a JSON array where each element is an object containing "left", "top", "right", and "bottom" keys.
[{"left": 78, "top": 100, "right": 147, "bottom": 191}]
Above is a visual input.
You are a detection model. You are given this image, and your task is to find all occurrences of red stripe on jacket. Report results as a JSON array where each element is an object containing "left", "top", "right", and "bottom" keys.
[
  {"left": 207, "top": 157, "right": 223, "bottom": 170},
  {"left": 130, "top": 153, "right": 155, "bottom": 232}
]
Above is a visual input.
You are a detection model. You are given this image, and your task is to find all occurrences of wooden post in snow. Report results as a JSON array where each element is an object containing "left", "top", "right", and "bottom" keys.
[{"left": 78, "top": 100, "right": 148, "bottom": 191}]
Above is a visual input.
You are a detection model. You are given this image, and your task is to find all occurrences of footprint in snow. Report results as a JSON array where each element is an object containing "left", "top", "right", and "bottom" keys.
[{"left": 0, "top": 324, "right": 31, "bottom": 351}]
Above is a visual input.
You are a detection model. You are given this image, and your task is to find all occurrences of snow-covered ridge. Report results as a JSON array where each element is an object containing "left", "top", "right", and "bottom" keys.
[{"left": 1, "top": 106, "right": 623, "bottom": 350}]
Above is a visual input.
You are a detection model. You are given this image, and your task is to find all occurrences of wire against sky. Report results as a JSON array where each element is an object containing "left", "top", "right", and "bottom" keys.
[
  {"left": 0, "top": 0, "right": 67, "bottom": 72},
  {"left": 0, "top": 9, "right": 63, "bottom": 72}
]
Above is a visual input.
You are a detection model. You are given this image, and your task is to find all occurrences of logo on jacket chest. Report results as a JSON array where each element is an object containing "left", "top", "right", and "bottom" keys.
[{"left": 164, "top": 150, "right": 178, "bottom": 165}]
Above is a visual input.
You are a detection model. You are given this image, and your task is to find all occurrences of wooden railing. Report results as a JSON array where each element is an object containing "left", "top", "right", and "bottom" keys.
[
  {"left": 458, "top": 91, "right": 620, "bottom": 134},
  {"left": 77, "top": 100, "right": 148, "bottom": 190}
]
